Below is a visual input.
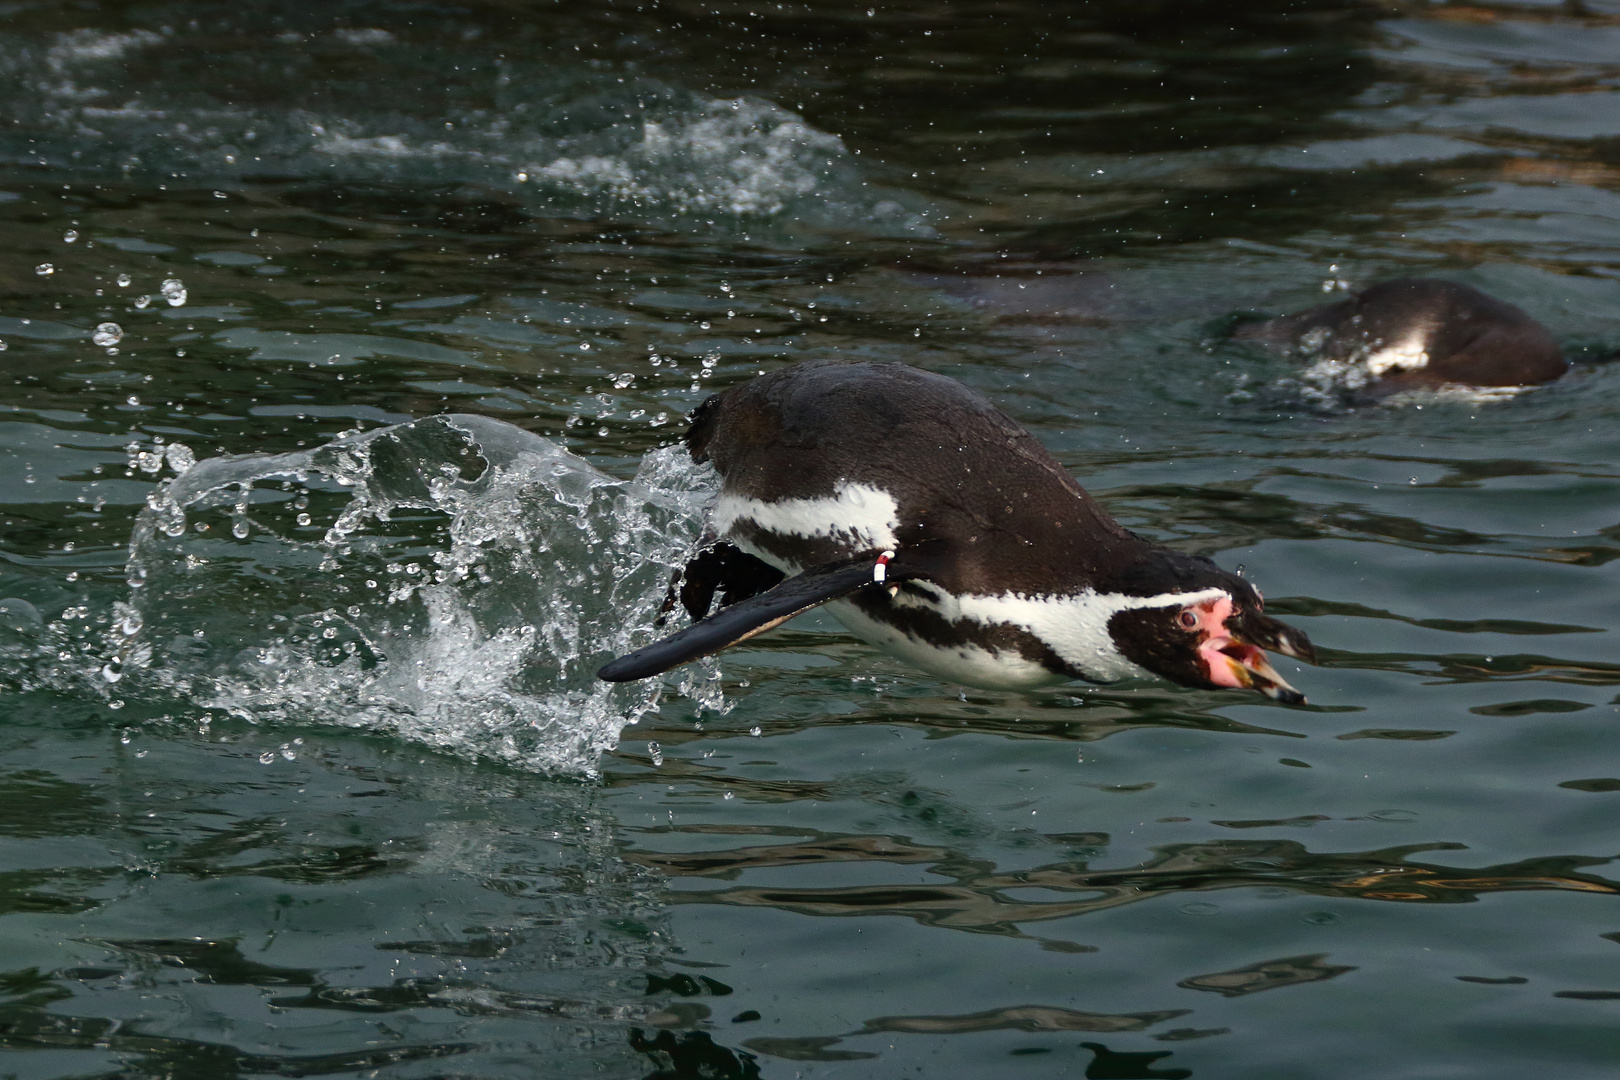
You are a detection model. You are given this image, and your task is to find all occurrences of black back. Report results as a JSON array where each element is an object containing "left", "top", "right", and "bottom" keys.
[{"left": 688, "top": 361, "right": 1249, "bottom": 603}]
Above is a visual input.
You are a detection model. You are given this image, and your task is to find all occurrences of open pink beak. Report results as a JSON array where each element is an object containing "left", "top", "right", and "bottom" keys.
[{"left": 1197, "top": 609, "right": 1314, "bottom": 705}]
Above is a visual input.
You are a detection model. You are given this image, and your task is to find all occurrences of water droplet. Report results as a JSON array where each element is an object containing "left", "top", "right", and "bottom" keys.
[
  {"left": 116, "top": 273, "right": 131, "bottom": 287},
  {"left": 0, "top": 340, "right": 7, "bottom": 352},
  {"left": 699, "top": 321, "right": 711, "bottom": 330},
  {"left": 232, "top": 520, "right": 250, "bottom": 539},
  {"left": 296, "top": 513, "right": 312, "bottom": 526},
  {"left": 92, "top": 322, "right": 123, "bottom": 347},
  {"left": 648, "top": 741, "right": 663, "bottom": 767},
  {"left": 62, "top": 230, "right": 79, "bottom": 243},
  {"left": 579, "top": 342, "right": 591, "bottom": 350},
  {"left": 100, "top": 662, "right": 123, "bottom": 683},
  {"left": 723, "top": 791, "right": 734, "bottom": 800},
  {"left": 748, "top": 726, "right": 761, "bottom": 737},
  {"left": 127, "top": 395, "right": 141, "bottom": 406},
  {"left": 259, "top": 751, "right": 276, "bottom": 764},
  {"left": 1408, "top": 477, "right": 1417, "bottom": 486},
  {"left": 164, "top": 443, "right": 195, "bottom": 474},
  {"left": 35, "top": 263, "right": 54, "bottom": 276},
  {"left": 161, "top": 278, "right": 187, "bottom": 307},
  {"left": 133, "top": 295, "right": 152, "bottom": 309},
  {"left": 108, "top": 699, "right": 125, "bottom": 710}
]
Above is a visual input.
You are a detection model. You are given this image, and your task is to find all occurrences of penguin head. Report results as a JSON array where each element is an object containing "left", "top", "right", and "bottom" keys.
[{"left": 1106, "top": 555, "right": 1315, "bottom": 703}]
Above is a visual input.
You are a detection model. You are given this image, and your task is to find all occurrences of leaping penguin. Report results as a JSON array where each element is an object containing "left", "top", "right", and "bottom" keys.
[{"left": 598, "top": 361, "right": 1314, "bottom": 702}]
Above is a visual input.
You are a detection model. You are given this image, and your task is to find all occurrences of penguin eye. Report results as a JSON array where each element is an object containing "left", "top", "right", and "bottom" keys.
[{"left": 1178, "top": 609, "right": 1200, "bottom": 631}]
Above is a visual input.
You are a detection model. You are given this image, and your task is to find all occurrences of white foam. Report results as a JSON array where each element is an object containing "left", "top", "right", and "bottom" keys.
[
  {"left": 1362, "top": 327, "right": 1432, "bottom": 377},
  {"left": 46, "top": 29, "right": 162, "bottom": 72},
  {"left": 532, "top": 99, "right": 849, "bottom": 219},
  {"left": 1, "top": 26, "right": 933, "bottom": 235}
]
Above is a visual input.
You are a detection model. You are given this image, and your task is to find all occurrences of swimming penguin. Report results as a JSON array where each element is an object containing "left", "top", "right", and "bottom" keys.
[
  {"left": 1232, "top": 278, "right": 1566, "bottom": 390},
  {"left": 597, "top": 361, "right": 1315, "bottom": 702}
]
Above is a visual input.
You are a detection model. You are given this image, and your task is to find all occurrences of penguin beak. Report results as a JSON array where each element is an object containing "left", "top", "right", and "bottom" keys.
[
  {"left": 1212, "top": 640, "right": 1307, "bottom": 705},
  {"left": 1202, "top": 612, "right": 1314, "bottom": 705},
  {"left": 1235, "top": 610, "right": 1316, "bottom": 664}
]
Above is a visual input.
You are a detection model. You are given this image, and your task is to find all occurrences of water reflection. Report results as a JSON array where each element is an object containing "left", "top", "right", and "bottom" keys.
[
  {"left": 0, "top": 720, "right": 705, "bottom": 1077},
  {"left": 615, "top": 682, "right": 1308, "bottom": 765},
  {"left": 637, "top": 833, "right": 1620, "bottom": 934},
  {"left": 1177, "top": 953, "right": 1355, "bottom": 997},
  {"left": 860, "top": 1003, "right": 1187, "bottom": 1034}
]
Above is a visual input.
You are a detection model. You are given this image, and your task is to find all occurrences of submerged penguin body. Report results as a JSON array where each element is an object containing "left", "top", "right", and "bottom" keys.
[
  {"left": 1235, "top": 278, "right": 1566, "bottom": 390},
  {"left": 600, "top": 361, "right": 1314, "bottom": 700}
]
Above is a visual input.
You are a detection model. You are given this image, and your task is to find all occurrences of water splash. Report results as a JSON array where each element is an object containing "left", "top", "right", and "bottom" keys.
[
  {"left": 112, "top": 414, "right": 716, "bottom": 775},
  {"left": 0, "top": 22, "right": 932, "bottom": 237}
]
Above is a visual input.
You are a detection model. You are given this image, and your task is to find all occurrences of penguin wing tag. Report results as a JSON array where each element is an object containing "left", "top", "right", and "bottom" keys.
[{"left": 597, "top": 552, "right": 916, "bottom": 683}]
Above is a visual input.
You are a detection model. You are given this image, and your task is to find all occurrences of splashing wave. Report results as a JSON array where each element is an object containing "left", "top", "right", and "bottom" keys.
[{"left": 106, "top": 415, "right": 715, "bottom": 775}]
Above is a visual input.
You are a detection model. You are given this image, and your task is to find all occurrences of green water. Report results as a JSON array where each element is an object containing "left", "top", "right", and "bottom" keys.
[{"left": 3, "top": 2, "right": 1620, "bottom": 1076}]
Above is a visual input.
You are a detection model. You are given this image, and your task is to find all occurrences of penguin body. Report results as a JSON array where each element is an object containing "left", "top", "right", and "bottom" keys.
[
  {"left": 1234, "top": 278, "right": 1566, "bottom": 390},
  {"left": 600, "top": 361, "right": 1313, "bottom": 701}
]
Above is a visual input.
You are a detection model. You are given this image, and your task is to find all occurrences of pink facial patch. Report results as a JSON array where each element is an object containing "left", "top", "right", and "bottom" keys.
[
  {"left": 1184, "top": 595, "right": 1247, "bottom": 689},
  {"left": 1183, "top": 595, "right": 1234, "bottom": 637}
]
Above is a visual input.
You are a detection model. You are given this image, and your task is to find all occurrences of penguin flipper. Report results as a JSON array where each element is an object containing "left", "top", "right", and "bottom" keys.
[
  {"left": 597, "top": 552, "right": 905, "bottom": 683},
  {"left": 677, "top": 541, "right": 787, "bottom": 622}
]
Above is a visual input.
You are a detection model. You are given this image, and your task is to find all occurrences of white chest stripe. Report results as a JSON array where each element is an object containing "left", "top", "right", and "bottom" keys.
[
  {"left": 717, "top": 488, "right": 1231, "bottom": 686},
  {"left": 714, "top": 482, "right": 900, "bottom": 552}
]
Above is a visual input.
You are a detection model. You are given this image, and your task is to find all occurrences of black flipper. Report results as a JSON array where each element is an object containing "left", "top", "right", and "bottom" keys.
[
  {"left": 679, "top": 542, "right": 786, "bottom": 621},
  {"left": 653, "top": 540, "right": 784, "bottom": 628},
  {"left": 599, "top": 551, "right": 913, "bottom": 683}
]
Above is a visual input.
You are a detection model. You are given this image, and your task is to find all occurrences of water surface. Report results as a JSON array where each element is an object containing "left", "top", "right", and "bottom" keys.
[{"left": 2, "top": 1, "right": 1620, "bottom": 1076}]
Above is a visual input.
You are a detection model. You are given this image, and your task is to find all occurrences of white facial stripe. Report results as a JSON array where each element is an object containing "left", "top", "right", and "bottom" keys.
[
  {"left": 1109, "top": 587, "right": 1229, "bottom": 613},
  {"left": 950, "top": 586, "right": 1231, "bottom": 682},
  {"left": 714, "top": 481, "right": 900, "bottom": 552}
]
